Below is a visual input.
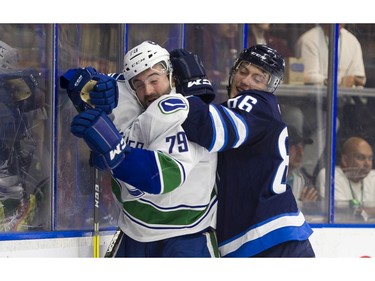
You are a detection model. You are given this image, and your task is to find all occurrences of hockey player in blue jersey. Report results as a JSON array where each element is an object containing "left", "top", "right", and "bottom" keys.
[{"left": 171, "top": 45, "right": 315, "bottom": 257}]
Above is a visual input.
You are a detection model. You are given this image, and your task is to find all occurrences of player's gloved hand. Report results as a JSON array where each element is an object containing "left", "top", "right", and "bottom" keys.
[
  {"left": 0, "top": 67, "right": 41, "bottom": 101},
  {"left": 19, "top": 68, "right": 40, "bottom": 91},
  {"left": 71, "top": 108, "right": 126, "bottom": 169},
  {"left": 89, "top": 74, "right": 119, "bottom": 113},
  {"left": 170, "top": 48, "right": 215, "bottom": 103},
  {"left": 60, "top": 67, "right": 118, "bottom": 113}
]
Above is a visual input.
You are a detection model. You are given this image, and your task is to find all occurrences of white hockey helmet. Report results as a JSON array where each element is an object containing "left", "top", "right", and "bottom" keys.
[
  {"left": 123, "top": 40, "right": 172, "bottom": 91},
  {"left": 0, "top": 40, "right": 19, "bottom": 69}
]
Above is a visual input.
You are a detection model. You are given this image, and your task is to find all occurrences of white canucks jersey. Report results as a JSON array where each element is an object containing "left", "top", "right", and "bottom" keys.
[{"left": 112, "top": 89, "right": 217, "bottom": 242}]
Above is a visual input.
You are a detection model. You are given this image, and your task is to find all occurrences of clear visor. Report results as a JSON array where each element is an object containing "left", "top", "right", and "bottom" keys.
[
  {"left": 129, "top": 62, "right": 168, "bottom": 91},
  {"left": 235, "top": 61, "right": 281, "bottom": 93}
]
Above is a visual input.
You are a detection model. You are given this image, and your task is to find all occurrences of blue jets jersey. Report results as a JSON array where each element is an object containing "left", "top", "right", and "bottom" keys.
[{"left": 182, "top": 89, "right": 313, "bottom": 257}]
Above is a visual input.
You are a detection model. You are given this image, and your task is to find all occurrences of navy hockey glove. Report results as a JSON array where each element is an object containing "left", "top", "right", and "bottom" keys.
[
  {"left": 20, "top": 68, "right": 40, "bottom": 91},
  {"left": 60, "top": 67, "right": 118, "bottom": 113},
  {"left": 71, "top": 108, "right": 126, "bottom": 169},
  {"left": 170, "top": 48, "right": 215, "bottom": 103}
]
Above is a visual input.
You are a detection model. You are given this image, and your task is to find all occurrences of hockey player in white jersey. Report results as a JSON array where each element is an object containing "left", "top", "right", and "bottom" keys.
[{"left": 61, "top": 41, "right": 219, "bottom": 257}]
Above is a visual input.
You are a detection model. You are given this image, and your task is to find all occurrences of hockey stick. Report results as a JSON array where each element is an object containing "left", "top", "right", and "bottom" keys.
[
  {"left": 65, "top": 78, "right": 102, "bottom": 257},
  {"left": 93, "top": 171, "right": 100, "bottom": 258},
  {"left": 82, "top": 82, "right": 101, "bottom": 258},
  {"left": 104, "top": 227, "right": 125, "bottom": 258}
]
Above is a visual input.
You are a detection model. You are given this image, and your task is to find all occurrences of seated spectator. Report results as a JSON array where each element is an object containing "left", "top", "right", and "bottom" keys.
[
  {"left": 293, "top": 24, "right": 364, "bottom": 184},
  {"left": 316, "top": 136, "right": 375, "bottom": 220},
  {"left": 287, "top": 126, "right": 319, "bottom": 208},
  {"left": 295, "top": 24, "right": 366, "bottom": 87}
]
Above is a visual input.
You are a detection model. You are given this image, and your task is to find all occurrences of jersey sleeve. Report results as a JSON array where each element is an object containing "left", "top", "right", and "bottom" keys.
[
  {"left": 112, "top": 93, "right": 204, "bottom": 195},
  {"left": 182, "top": 92, "right": 276, "bottom": 152},
  {"left": 112, "top": 147, "right": 185, "bottom": 195}
]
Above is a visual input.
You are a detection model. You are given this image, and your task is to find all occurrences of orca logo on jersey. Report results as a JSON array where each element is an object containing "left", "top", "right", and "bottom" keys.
[
  {"left": 158, "top": 96, "right": 188, "bottom": 114},
  {"left": 187, "top": 78, "right": 212, "bottom": 88},
  {"left": 109, "top": 138, "right": 126, "bottom": 160},
  {"left": 126, "top": 186, "right": 144, "bottom": 198}
]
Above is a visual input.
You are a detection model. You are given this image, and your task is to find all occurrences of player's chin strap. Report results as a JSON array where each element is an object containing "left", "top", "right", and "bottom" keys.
[{"left": 168, "top": 70, "right": 174, "bottom": 90}]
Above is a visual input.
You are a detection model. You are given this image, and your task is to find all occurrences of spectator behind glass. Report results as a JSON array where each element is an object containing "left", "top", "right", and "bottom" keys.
[
  {"left": 248, "top": 24, "right": 292, "bottom": 58},
  {"left": 186, "top": 24, "right": 239, "bottom": 103},
  {"left": 316, "top": 137, "right": 375, "bottom": 220},
  {"left": 293, "top": 24, "right": 366, "bottom": 185},
  {"left": 295, "top": 24, "right": 366, "bottom": 87},
  {"left": 287, "top": 126, "right": 318, "bottom": 208}
]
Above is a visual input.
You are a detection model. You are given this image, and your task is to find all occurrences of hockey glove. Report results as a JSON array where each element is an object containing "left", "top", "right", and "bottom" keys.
[
  {"left": 0, "top": 67, "right": 40, "bottom": 102},
  {"left": 20, "top": 68, "right": 40, "bottom": 92},
  {"left": 170, "top": 49, "right": 215, "bottom": 103},
  {"left": 71, "top": 108, "right": 126, "bottom": 169},
  {"left": 60, "top": 67, "right": 118, "bottom": 114}
]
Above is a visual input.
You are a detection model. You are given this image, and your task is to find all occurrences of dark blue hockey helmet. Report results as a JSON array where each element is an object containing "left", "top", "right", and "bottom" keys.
[{"left": 228, "top": 44, "right": 285, "bottom": 93}]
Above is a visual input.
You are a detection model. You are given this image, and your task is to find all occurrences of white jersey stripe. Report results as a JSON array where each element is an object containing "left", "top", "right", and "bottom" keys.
[
  {"left": 219, "top": 211, "right": 306, "bottom": 256},
  {"left": 208, "top": 105, "right": 249, "bottom": 152},
  {"left": 208, "top": 105, "right": 227, "bottom": 152},
  {"left": 153, "top": 151, "right": 165, "bottom": 194},
  {"left": 221, "top": 107, "right": 249, "bottom": 148}
]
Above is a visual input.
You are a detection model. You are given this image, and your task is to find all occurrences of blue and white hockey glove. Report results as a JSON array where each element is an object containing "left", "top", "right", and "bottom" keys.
[
  {"left": 60, "top": 67, "right": 118, "bottom": 114},
  {"left": 170, "top": 48, "right": 215, "bottom": 103},
  {"left": 71, "top": 108, "right": 126, "bottom": 169}
]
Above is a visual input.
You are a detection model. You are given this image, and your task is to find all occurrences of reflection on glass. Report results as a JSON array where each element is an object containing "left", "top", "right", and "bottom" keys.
[{"left": 0, "top": 24, "right": 52, "bottom": 232}]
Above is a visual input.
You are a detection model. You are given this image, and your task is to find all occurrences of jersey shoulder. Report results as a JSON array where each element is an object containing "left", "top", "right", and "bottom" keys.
[{"left": 146, "top": 92, "right": 189, "bottom": 125}]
